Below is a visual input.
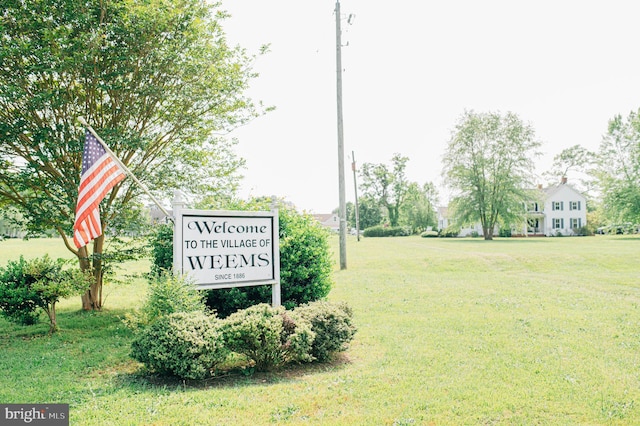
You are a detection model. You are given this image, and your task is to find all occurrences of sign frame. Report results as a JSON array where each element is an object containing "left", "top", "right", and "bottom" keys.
[{"left": 173, "top": 204, "right": 281, "bottom": 306}]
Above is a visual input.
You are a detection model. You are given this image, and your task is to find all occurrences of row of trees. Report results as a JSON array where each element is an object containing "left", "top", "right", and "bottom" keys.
[
  {"left": 336, "top": 154, "right": 439, "bottom": 234},
  {"left": 344, "top": 109, "right": 640, "bottom": 240}
]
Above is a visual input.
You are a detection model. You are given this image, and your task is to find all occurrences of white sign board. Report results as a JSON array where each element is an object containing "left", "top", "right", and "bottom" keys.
[{"left": 173, "top": 209, "right": 280, "bottom": 295}]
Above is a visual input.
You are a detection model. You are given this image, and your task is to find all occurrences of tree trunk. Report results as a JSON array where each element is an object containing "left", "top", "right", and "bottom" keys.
[
  {"left": 47, "top": 302, "right": 58, "bottom": 334},
  {"left": 387, "top": 205, "right": 399, "bottom": 227},
  {"left": 78, "top": 235, "right": 104, "bottom": 311},
  {"left": 483, "top": 225, "right": 493, "bottom": 240}
]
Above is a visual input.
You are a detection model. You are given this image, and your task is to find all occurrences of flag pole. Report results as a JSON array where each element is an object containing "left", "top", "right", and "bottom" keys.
[{"left": 77, "top": 117, "right": 172, "bottom": 219}]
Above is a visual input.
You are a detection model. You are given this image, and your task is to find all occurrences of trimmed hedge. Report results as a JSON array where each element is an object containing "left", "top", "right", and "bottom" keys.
[
  {"left": 130, "top": 311, "right": 228, "bottom": 380},
  {"left": 129, "top": 300, "right": 357, "bottom": 377},
  {"left": 221, "top": 303, "right": 314, "bottom": 371},
  {"left": 420, "top": 230, "right": 438, "bottom": 238},
  {"left": 363, "top": 225, "right": 412, "bottom": 237},
  {"left": 295, "top": 301, "right": 356, "bottom": 362}
]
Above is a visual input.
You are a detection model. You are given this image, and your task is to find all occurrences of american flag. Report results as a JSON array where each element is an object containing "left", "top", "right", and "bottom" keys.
[{"left": 73, "top": 129, "right": 126, "bottom": 248}]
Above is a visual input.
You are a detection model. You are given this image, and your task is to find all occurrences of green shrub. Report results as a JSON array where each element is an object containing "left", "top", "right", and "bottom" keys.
[
  {"left": 0, "top": 257, "right": 40, "bottom": 325},
  {"left": 130, "top": 312, "right": 227, "bottom": 380},
  {"left": 295, "top": 301, "right": 357, "bottom": 362},
  {"left": 126, "top": 272, "right": 207, "bottom": 330},
  {"left": 363, "top": 225, "right": 412, "bottom": 237},
  {"left": 0, "top": 255, "right": 91, "bottom": 332},
  {"left": 440, "top": 226, "right": 460, "bottom": 237},
  {"left": 420, "top": 230, "right": 438, "bottom": 238},
  {"left": 573, "top": 226, "right": 591, "bottom": 236},
  {"left": 275, "top": 207, "right": 332, "bottom": 308},
  {"left": 206, "top": 204, "right": 333, "bottom": 316},
  {"left": 221, "top": 303, "right": 314, "bottom": 371},
  {"left": 499, "top": 228, "right": 512, "bottom": 237},
  {"left": 148, "top": 201, "right": 334, "bottom": 317},
  {"left": 148, "top": 223, "right": 173, "bottom": 276}
]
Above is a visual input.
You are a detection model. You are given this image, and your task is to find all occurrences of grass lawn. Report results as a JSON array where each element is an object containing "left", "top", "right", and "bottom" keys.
[{"left": 2, "top": 235, "right": 640, "bottom": 425}]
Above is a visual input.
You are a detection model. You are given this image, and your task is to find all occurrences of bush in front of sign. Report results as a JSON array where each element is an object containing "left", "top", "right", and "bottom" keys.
[
  {"left": 124, "top": 271, "right": 207, "bottom": 330},
  {"left": 295, "top": 301, "right": 357, "bottom": 362},
  {"left": 130, "top": 311, "right": 228, "bottom": 380},
  {"left": 221, "top": 303, "right": 315, "bottom": 371}
]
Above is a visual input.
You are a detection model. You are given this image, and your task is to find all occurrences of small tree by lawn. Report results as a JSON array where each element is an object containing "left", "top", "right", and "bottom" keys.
[{"left": 0, "top": 255, "right": 92, "bottom": 333}]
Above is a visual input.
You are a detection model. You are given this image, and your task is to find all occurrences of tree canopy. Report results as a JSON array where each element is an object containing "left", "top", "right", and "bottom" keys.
[
  {"left": 595, "top": 109, "right": 640, "bottom": 225},
  {"left": 356, "top": 154, "right": 437, "bottom": 231},
  {"left": 442, "top": 110, "right": 541, "bottom": 240},
  {"left": 543, "top": 145, "right": 596, "bottom": 199},
  {"left": 359, "top": 153, "right": 410, "bottom": 227},
  {"left": 0, "top": 0, "right": 263, "bottom": 308}
]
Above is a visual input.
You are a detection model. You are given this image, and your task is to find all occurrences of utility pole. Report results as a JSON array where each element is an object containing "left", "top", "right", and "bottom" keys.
[
  {"left": 335, "top": 0, "right": 347, "bottom": 269},
  {"left": 352, "top": 151, "right": 360, "bottom": 242}
]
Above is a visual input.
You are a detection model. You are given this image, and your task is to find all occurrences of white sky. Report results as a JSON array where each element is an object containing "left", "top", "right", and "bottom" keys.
[{"left": 221, "top": 0, "right": 640, "bottom": 213}]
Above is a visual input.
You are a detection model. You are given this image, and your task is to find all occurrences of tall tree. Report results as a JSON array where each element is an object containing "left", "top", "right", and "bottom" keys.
[
  {"left": 399, "top": 182, "right": 438, "bottom": 233},
  {"left": 544, "top": 145, "right": 596, "bottom": 197},
  {"left": 345, "top": 196, "right": 383, "bottom": 230},
  {"left": 0, "top": 0, "right": 261, "bottom": 309},
  {"left": 359, "top": 153, "right": 410, "bottom": 227},
  {"left": 595, "top": 109, "right": 640, "bottom": 224},
  {"left": 442, "top": 110, "right": 541, "bottom": 240}
]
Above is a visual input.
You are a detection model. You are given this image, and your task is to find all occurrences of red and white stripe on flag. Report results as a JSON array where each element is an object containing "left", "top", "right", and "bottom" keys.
[{"left": 73, "top": 129, "right": 126, "bottom": 248}]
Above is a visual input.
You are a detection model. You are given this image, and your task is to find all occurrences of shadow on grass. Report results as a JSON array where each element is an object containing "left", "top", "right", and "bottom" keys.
[
  {"left": 117, "top": 353, "right": 353, "bottom": 392},
  {"left": 0, "top": 307, "right": 130, "bottom": 341},
  {"left": 436, "top": 237, "right": 548, "bottom": 243},
  {"left": 606, "top": 235, "right": 640, "bottom": 241}
]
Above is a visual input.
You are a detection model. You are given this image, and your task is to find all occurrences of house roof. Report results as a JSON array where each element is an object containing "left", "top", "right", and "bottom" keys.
[
  {"left": 312, "top": 214, "right": 336, "bottom": 222},
  {"left": 542, "top": 183, "right": 585, "bottom": 200}
]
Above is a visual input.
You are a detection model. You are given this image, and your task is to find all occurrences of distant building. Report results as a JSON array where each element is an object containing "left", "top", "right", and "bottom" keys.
[
  {"left": 437, "top": 206, "right": 496, "bottom": 237},
  {"left": 0, "top": 219, "right": 25, "bottom": 238},
  {"left": 312, "top": 213, "right": 340, "bottom": 232},
  {"left": 149, "top": 204, "right": 172, "bottom": 224}
]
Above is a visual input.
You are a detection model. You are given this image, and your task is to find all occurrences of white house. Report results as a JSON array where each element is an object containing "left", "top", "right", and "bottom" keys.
[
  {"left": 438, "top": 177, "right": 587, "bottom": 237},
  {"left": 438, "top": 206, "right": 491, "bottom": 237},
  {"left": 524, "top": 177, "right": 587, "bottom": 236}
]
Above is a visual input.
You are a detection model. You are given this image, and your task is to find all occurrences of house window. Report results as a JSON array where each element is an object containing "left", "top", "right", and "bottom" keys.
[
  {"left": 552, "top": 201, "right": 563, "bottom": 211},
  {"left": 570, "top": 218, "right": 582, "bottom": 229},
  {"left": 553, "top": 218, "right": 564, "bottom": 229},
  {"left": 569, "top": 201, "right": 581, "bottom": 211}
]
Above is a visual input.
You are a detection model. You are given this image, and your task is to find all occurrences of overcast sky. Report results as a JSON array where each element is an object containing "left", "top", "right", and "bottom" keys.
[{"left": 220, "top": 0, "right": 640, "bottom": 213}]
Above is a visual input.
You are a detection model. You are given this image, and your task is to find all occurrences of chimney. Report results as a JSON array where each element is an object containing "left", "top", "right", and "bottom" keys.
[{"left": 561, "top": 176, "right": 567, "bottom": 185}]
